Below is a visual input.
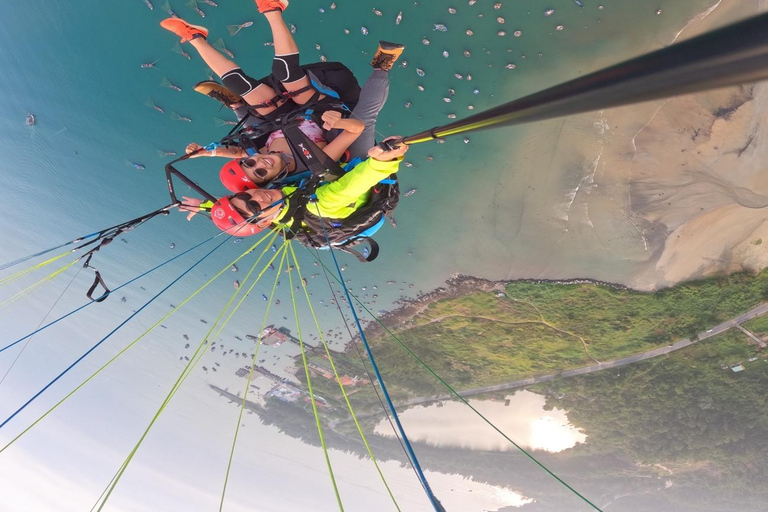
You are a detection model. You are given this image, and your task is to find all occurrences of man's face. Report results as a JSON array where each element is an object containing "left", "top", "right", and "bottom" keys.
[{"left": 230, "top": 188, "right": 284, "bottom": 225}]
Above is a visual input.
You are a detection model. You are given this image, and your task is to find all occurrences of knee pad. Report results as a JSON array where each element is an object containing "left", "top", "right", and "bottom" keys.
[
  {"left": 272, "top": 53, "right": 305, "bottom": 83},
  {"left": 221, "top": 68, "right": 263, "bottom": 97}
]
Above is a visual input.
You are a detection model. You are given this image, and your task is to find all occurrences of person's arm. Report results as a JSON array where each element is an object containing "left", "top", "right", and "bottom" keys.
[
  {"left": 318, "top": 111, "right": 364, "bottom": 162},
  {"left": 315, "top": 137, "right": 408, "bottom": 213},
  {"left": 185, "top": 143, "right": 248, "bottom": 159}
]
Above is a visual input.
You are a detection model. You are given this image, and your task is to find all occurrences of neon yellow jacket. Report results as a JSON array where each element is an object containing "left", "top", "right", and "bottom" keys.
[{"left": 274, "top": 156, "right": 401, "bottom": 224}]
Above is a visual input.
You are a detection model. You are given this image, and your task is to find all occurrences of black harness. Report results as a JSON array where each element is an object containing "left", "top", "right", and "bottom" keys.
[{"left": 275, "top": 122, "right": 400, "bottom": 263}]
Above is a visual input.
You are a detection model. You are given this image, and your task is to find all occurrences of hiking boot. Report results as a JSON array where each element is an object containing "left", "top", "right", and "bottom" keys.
[
  {"left": 370, "top": 41, "right": 405, "bottom": 71},
  {"left": 160, "top": 18, "right": 208, "bottom": 43},
  {"left": 255, "top": 0, "right": 289, "bottom": 14},
  {"left": 194, "top": 80, "right": 243, "bottom": 107}
]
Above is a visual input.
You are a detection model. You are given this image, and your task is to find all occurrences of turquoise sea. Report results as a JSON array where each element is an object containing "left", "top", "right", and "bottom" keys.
[{"left": 0, "top": 0, "right": 741, "bottom": 511}]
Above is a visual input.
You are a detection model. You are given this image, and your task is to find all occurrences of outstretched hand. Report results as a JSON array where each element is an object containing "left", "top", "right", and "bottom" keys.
[
  {"left": 179, "top": 196, "right": 204, "bottom": 221},
  {"left": 368, "top": 136, "right": 408, "bottom": 161},
  {"left": 186, "top": 143, "right": 208, "bottom": 158}
]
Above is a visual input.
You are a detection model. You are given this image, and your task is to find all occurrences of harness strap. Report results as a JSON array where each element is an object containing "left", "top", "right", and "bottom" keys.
[
  {"left": 282, "top": 178, "right": 323, "bottom": 241},
  {"left": 337, "top": 237, "right": 380, "bottom": 263},
  {"left": 247, "top": 84, "right": 317, "bottom": 110},
  {"left": 85, "top": 269, "right": 111, "bottom": 302},
  {"left": 81, "top": 242, "right": 114, "bottom": 302},
  {"left": 282, "top": 120, "right": 345, "bottom": 178}
]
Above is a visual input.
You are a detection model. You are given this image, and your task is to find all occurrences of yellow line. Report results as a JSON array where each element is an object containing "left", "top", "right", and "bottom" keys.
[
  {"left": 289, "top": 243, "right": 402, "bottom": 511},
  {"left": 287, "top": 240, "right": 345, "bottom": 512}
]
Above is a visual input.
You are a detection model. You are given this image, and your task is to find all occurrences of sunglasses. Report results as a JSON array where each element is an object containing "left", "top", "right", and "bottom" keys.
[
  {"left": 233, "top": 192, "right": 264, "bottom": 218},
  {"left": 241, "top": 157, "right": 270, "bottom": 179}
]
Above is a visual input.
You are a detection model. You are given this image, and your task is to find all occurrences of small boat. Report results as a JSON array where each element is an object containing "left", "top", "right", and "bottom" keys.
[
  {"left": 405, "top": 188, "right": 417, "bottom": 197},
  {"left": 146, "top": 99, "right": 165, "bottom": 113},
  {"left": 171, "top": 43, "right": 191, "bottom": 60},
  {"left": 170, "top": 111, "right": 192, "bottom": 122},
  {"left": 25, "top": 114, "right": 35, "bottom": 126},
  {"left": 261, "top": 294, "right": 268, "bottom": 301},
  {"left": 162, "top": 0, "right": 178, "bottom": 17},
  {"left": 573, "top": 0, "right": 584, "bottom": 6},
  {"left": 395, "top": 11, "right": 403, "bottom": 25},
  {"left": 131, "top": 162, "right": 146, "bottom": 170},
  {"left": 161, "top": 77, "right": 182, "bottom": 91},
  {"left": 188, "top": 0, "right": 205, "bottom": 18},
  {"left": 228, "top": 21, "right": 253, "bottom": 36}
]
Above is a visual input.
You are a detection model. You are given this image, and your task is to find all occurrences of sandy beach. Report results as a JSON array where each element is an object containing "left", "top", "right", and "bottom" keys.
[
  {"left": 590, "top": 0, "right": 768, "bottom": 288},
  {"left": 490, "top": 0, "right": 768, "bottom": 290}
]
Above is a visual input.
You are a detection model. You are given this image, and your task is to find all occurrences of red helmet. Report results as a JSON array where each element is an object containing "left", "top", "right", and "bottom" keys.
[
  {"left": 210, "top": 197, "right": 265, "bottom": 237},
  {"left": 220, "top": 159, "right": 258, "bottom": 193}
]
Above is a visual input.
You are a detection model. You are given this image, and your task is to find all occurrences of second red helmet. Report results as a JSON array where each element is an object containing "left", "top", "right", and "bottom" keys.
[{"left": 220, "top": 159, "right": 258, "bottom": 193}]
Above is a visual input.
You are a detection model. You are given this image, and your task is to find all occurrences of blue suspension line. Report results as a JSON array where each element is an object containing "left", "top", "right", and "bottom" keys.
[
  {"left": 315, "top": 217, "right": 446, "bottom": 512},
  {"left": 0, "top": 234, "right": 221, "bottom": 355},
  {"left": 0, "top": 235, "right": 230, "bottom": 430}
]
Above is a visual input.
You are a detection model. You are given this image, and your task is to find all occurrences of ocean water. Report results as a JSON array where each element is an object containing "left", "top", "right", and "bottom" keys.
[{"left": 0, "top": 0, "right": 749, "bottom": 510}]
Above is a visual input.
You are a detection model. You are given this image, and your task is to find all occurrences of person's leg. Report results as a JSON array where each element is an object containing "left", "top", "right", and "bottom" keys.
[
  {"left": 189, "top": 38, "right": 239, "bottom": 76},
  {"left": 188, "top": 37, "right": 282, "bottom": 114},
  {"left": 161, "top": 18, "right": 283, "bottom": 115},
  {"left": 345, "top": 69, "right": 390, "bottom": 160},
  {"left": 263, "top": 11, "right": 319, "bottom": 105},
  {"left": 343, "top": 41, "right": 403, "bottom": 159}
]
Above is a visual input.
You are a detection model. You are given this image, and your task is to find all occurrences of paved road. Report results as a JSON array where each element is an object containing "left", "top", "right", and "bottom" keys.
[{"left": 393, "top": 300, "right": 768, "bottom": 409}]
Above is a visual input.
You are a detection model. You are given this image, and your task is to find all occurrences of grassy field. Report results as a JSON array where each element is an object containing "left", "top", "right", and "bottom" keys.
[{"left": 359, "top": 269, "right": 768, "bottom": 396}]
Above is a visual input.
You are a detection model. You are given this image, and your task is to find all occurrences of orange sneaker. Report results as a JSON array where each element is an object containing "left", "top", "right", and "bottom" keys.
[
  {"left": 255, "top": 0, "right": 288, "bottom": 14},
  {"left": 160, "top": 18, "right": 209, "bottom": 43}
]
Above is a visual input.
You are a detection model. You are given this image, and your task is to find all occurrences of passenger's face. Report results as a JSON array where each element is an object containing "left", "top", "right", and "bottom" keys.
[
  {"left": 230, "top": 188, "right": 284, "bottom": 225},
  {"left": 239, "top": 154, "right": 284, "bottom": 184}
]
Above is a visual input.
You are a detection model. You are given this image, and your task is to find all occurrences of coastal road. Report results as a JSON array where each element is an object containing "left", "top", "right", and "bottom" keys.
[{"left": 391, "top": 300, "right": 768, "bottom": 409}]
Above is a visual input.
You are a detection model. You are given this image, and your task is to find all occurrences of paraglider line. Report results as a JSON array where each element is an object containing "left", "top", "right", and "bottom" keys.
[
  {"left": 0, "top": 233, "right": 222, "bottom": 355},
  {"left": 0, "top": 266, "right": 83, "bottom": 387},
  {"left": 313, "top": 245, "right": 418, "bottom": 492},
  {"left": 92, "top": 231, "right": 283, "bottom": 511},
  {"left": 220, "top": 241, "right": 288, "bottom": 512},
  {"left": 0, "top": 234, "right": 230, "bottom": 431},
  {"left": 314, "top": 216, "right": 445, "bottom": 512},
  {"left": 289, "top": 243, "right": 402, "bottom": 512},
  {"left": 286, "top": 241, "right": 346, "bottom": 512}
]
